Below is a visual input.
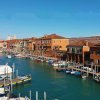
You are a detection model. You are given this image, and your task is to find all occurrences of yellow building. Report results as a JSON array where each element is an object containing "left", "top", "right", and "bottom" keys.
[{"left": 34, "top": 34, "right": 69, "bottom": 59}]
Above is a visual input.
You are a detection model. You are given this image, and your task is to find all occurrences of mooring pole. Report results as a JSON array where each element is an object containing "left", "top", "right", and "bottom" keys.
[{"left": 36, "top": 91, "right": 38, "bottom": 100}]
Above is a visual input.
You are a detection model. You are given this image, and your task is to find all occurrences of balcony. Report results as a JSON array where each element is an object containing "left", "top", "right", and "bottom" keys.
[
  {"left": 90, "top": 54, "right": 100, "bottom": 59},
  {"left": 67, "top": 50, "right": 82, "bottom": 54}
]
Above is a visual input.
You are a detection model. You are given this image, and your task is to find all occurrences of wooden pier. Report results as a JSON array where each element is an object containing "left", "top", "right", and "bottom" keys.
[
  {"left": 0, "top": 75, "right": 32, "bottom": 87},
  {"left": 54, "top": 66, "right": 100, "bottom": 76}
]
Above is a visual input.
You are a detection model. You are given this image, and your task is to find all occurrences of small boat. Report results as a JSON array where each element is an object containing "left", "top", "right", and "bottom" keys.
[
  {"left": 7, "top": 55, "right": 12, "bottom": 58},
  {"left": 30, "top": 56, "right": 34, "bottom": 60},
  {"left": 0, "top": 86, "right": 9, "bottom": 97},
  {"left": 70, "top": 70, "right": 76, "bottom": 75},
  {"left": 65, "top": 69, "right": 71, "bottom": 74},
  {"left": 0, "top": 96, "right": 30, "bottom": 100},
  {"left": 74, "top": 71, "right": 81, "bottom": 76},
  {"left": 0, "top": 75, "right": 6, "bottom": 81},
  {"left": 15, "top": 54, "right": 26, "bottom": 58},
  {"left": 17, "top": 75, "right": 31, "bottom": 83},
  {"left": 81, "top": 73, "right": 87, "bottom": 79},
  {"left": 93, "top": 75, "right": 100, "bottom": 82}
]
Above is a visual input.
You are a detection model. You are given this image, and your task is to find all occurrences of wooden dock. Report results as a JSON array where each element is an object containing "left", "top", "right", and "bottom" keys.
[
  {"left": 0, "top": 75, "right": 32, "bottom": 87},
  {"left": 54, "top": 66, "right": 100, "bottom": 76}
]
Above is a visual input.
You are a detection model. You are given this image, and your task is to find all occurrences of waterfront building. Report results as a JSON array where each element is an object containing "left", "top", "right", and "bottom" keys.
[
  {"left": 7, "top": 35, "right": 16, "bottom": 40},
  {"left": 4, "top": 39, "right": 22, "bottom": 53},
  {"left": 0, "top": 40, "right": 4, "bottom": 52},
  {"left": 66, "top": 36, "right": 100, "bottom": 65},
  {"left": 0, "top": 40, "right": 7, "bottom": 52},
  {"left": 66, "top": 40, "right": 90, "bottom": 65},
  {"left": 34, "top": 34, "right": 69, "bottom": 59},
  {"left": 90, "top": 43, "right": 100, "bottom": 65},
  {"left": 22, "top": 37, "right": 36, "bottom": 55}
]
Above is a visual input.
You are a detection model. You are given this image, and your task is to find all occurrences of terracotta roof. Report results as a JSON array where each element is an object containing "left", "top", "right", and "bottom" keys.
[
  {"left": 39, "top": 34, "right": 66, "bottom": 39},
  {"left": 68, "top": 35, "right": 100, "bottom": 46},
  {"left": 68, "top": 40, "right": 86, "bottom": 46},
  {"left": 69, "top": 35, "right": 100, "bottom": 40},
  {"left": 90, "top": 42, "right": 100, "bottom": 47},
  {"left": 0, "top": 40, "right": 4, "bottom": 43}
]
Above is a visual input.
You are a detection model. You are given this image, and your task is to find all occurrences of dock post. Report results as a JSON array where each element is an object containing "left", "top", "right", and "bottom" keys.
[
  {"left": 36, "top": 91, "right": 38, "bottom": 100},
  {"left": 16, "top": 69, "right": 18, "bottom": 78},
  {"left": 19, "top": 93, "right": 20, "bottom": 100},
  {"left": 29, "top": 90, "right": 31, "bottom": 100},
  {"left": 7, "top": 67, "right": 8, "bottom": 79},
  {"left": 4, "top": 78, "right": 5, "bottom": 87},
  {"left": 44, "top": 91, "right": 46, "bottom": 100},
  {"left": 87, "top": 68, "right": 89, "bottom": 77},
  {"left": 10, "top": 74, "right": 13, "bottom": 93},
  {"left": 95, "top": 65, "right": 96, "bottom": 74},
  {"left": 93, "top": 70, "right": 95, "bottom": 79},
  {"left": 12, "top": 63, "right": 15, "bottom": 78},
  {"left": 97, "top": 65, "right": 98, "bottom": 73}
]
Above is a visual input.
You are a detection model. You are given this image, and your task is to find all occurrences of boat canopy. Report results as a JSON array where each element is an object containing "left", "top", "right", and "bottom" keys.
[{"left": 0, "top": 65, "right": 12, "bottom": 75}]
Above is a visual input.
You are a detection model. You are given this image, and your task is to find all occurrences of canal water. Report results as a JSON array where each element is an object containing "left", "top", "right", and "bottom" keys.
[{"left": 0, "top": 55, "right": 100, "bottom": 100}]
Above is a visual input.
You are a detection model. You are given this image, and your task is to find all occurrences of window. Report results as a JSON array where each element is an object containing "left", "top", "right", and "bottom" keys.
[
  {"left": 72, "top": 48, "right": 75, "bottom": 53},
  {"left": 90, "top": 50, "right": 94, "bottom": 54},
  {"left": 96, "top": 50, "right": 100, "bottom": 55},
  {"left": 59, "top": 46, "right": 62, "bottom": 48}
]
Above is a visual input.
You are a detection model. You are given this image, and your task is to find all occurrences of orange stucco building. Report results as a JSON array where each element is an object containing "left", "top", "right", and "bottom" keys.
[
  {"left": 90, "top": 43, "right": 100, "bottom": 65},
  {"left": 34, "top": 34, "right": 69, "bottom": 58},
  {"left": 66, "top": 40, "right": 91, "bottom": 65}
]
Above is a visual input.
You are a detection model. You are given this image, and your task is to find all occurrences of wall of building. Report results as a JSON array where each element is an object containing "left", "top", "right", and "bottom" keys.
[
  {"left": 51, "top": 39, "right": 69, "bottom": 51},
  {"left": 83, "top": 46, "right": 90, "bottom": 52}
]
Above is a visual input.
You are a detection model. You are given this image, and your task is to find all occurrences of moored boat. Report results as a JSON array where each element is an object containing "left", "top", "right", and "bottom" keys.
[
  {"left": 93, "top": 75, "right": 100, "bottom": 82},
  {"left": 74, "top": 71, "right": 81, "bottom": 76},
  {"left": 7, "top": 55, "right": 12, "bottom": 58},
  {"left": 15, "top": 54, "right": 26, "bottom": 58},
  {"left": 81, "top": 73, "right": 87, "bottom": 79}
]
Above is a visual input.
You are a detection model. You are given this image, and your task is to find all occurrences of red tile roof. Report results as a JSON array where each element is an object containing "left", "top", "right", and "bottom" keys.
[
  {"left": 39, "top": 34, "right": 66, "bottom": 39},
  {"left": 68, "top": 36, "right": 100, "bottom": 47}
]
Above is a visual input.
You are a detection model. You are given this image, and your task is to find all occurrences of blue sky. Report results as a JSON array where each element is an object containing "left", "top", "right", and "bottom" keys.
[{"left": 0, "top": 0, "right": 100, "bottom": 39}]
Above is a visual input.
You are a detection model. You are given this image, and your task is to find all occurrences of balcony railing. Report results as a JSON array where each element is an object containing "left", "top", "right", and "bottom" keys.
[{"left": 67, "top": 50, "right": 82, "bottom": 54}]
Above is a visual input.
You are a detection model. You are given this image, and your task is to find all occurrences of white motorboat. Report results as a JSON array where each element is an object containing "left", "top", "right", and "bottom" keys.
[
  {"left": 0, "top": 87, "right": 9, "bottom": 97},
  {"left": 7, "top": 55, "right": 12, "bottom": 58},
  {"left": 66, "top": 70, "right": 71, "bottom": 74},
  {"left": 0, "top": 97, "right": 30, "bottom": 100},
  {"left": 81, "top": 74, "right": 87, "bottom": 79},
  {"left": 15, "top": 54, "right": 26, "bottom": 58},
  {"left": 70, "top": 71, "right": 76, "bottom": 74},
  {"left": 82, "top": 75, "right": 87, "bottom": 79},
  {"left": 93, "top": 75, "right": 100, "bottom": 82}
]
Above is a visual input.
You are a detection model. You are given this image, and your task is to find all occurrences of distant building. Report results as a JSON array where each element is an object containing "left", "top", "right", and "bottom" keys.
[{"left": 7, "top": 35, "right": 16, "bottom": 40}]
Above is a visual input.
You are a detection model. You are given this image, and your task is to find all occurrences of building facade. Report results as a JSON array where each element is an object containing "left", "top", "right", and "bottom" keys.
[
  {"left": 34, "top": 34, "right": 69, "bottom": 59},
  {"left": 66, "top": 40, "right": 90, "bottom": 65},
  {"left": 90, "top": 43, "right": 100, "bottom": 65}
]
